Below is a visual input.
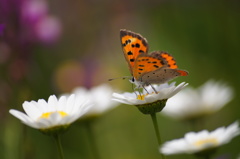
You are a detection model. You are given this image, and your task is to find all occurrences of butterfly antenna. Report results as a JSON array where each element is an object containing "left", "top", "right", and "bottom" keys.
[{"left": 108, "top": 76, "right": 131, "bottom": 81}]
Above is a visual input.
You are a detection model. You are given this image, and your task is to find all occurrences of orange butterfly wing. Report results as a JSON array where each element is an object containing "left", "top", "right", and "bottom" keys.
[
  {"left": 120, "top": 29, "right": 148, "bottom": 75},
  {"left": 133, "top": 51, "right": 188, "bottom": 80},
  {"left": 159, "top": 52, "right": 188, "bottom": 76},
  {"left": 159, "top": 52, "right": 178, "bottom": 69},
  {"left": 133, "top": 51, "right": 166, "bottom": 80}
]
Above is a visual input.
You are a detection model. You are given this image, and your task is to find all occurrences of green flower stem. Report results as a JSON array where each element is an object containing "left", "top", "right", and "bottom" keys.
[
  {"left": 196, "top": 155, "right": 211, "bottom": 159},
  {"left": 54, "top": 134, "right": 64, "bottom": 159},
  {"left": 194, "top": 143, "right": 216, "bottom": 159},
  {"left": 85, "top": 121, "right": 100, "bottom": 159},
  {"left": 150, "top": 113, "right": 166, "bottom": 159},
  {"left": 205, "top": 156, "right": 210, "bottom": 159},
  {"left": 189, "top": 118, "right": 205, "bottom": 132}
]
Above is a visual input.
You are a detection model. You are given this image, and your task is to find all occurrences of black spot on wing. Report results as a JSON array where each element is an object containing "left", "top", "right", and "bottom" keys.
[
  {"left": 135, "top": 43, "right": 140, "bottom": 48},
  {"left": 122, "top": 39, "right": 131, "bottom": 47},
  {"left": 120, "top": 29, "right": 148, "bottom": 47},
  {"left": 127, "top": 51, "right": 133, "bottom": 55}
]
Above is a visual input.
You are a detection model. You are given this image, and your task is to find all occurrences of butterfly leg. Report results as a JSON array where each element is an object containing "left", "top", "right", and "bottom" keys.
[
  {"left": 137, "top": 85, "right": 145, "bottom": 100},
  {"left": 149, "top": 83, "right": 158, "bottom": 94},
  {"left": 142, "top": 85, "right": 150, "bottom": 94},
  {"left": 132, "top": 83, "right": 139, "bottom": 98},
  {"left": 132, "top": 84, "right": 143, "bottom": 99},
  {"left": 138, "top": 90, "right": 144, "bottom": 100}
]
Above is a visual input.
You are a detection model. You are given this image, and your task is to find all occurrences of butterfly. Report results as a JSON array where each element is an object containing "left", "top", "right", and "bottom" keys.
[{"left": 120, "top": 29, "right": 188, "bottom": 91}]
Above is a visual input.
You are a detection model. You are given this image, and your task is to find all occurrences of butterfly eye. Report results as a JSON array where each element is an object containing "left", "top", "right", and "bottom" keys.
[
  {"left": 131, "top": 77, "right": 135, "bottom": 82},
  {"left": 129, "top": 77, "right": 135, "bottom": 83}
]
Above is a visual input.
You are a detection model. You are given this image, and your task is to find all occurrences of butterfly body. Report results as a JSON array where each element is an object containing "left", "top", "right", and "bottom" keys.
[{"left": 120, "top": 29, "right": 188, "bottom": 89}]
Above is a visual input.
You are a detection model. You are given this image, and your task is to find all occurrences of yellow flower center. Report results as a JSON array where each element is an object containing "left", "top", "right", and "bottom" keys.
[
  {"left": 194, "top": 138, "right": 218, "bottom": 148},
  {"left": 137, "top": 94, "right": 147, "bottom": 100},
  {"left": 39, "top": 111, "right": 68, "bottom": 119},
  {"left": 137, "top": 92, "right": 159, "bottom": 100}
]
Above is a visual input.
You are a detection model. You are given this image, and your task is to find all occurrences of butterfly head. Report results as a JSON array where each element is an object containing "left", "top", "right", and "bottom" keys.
[
  {"left": 129, "top": 77, "right": 145, "bottom": 88},
  {"left": 129, "top": 77, "right": 135, "bottom": 84}
]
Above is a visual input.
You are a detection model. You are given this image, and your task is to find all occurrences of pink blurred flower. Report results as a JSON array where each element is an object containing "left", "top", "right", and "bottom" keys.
[
  {"left": 21, "top": 0, "right": 48, "bottom": 23},
  {"left": 0, "top": 24, "right": 5, "bottom": 36},
  {"left": 34, "top": 16, "right": 62, "bottom": 44}
]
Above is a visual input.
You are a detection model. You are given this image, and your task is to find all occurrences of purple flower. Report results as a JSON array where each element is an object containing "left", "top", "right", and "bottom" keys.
[
  {"left": 21, "top": 0, "right": 48, "bottom": 24},
  {"left": 0, "top": 24, "right": 5, "bottom": 36},
  {"left": 0, "top": 0, "right": 62, "bottom": 44}
]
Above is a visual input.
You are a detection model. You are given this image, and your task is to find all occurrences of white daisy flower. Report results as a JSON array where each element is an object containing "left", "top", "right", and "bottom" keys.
[
  {"left": 160, "top": 121, "right": 240, "bottom": 155},
  {"left": 162, "top": 80, "right": 233, "bottom": 120},
  {"left": 65, "top": 84, "right": 119, "bottom": 118},
  {"left": 112, "top": 82, "right": 188, "bottom": 114},
  {"left": 9, "top": 94, "right": 91, "bottom": 134}
]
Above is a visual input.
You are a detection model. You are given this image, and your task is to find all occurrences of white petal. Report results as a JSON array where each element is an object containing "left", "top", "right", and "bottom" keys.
[
  {"left": 37, "top": 99, "right": 49, "bottom": 113},
  {"left": 22, "top": 101, "right": 42, "bottom": 120},
  {"left": 47, "top": 95, "right": 58, "bottom": 111},
  {"left": 160, "top": 138, "right": 191, "bottom": 154},
  {"left": 217, "top": 121, "right": 240, "bottom": 144},
  {"left": 144, "top": 94, "right": 160, "bottom": 103},
  {"left": 65, "top": 94, "right": 76, "bottom": 114},
  {"left": 9, "top": 109, "right": 39, "bottom": 129},
  {"left": 37, "top": 117, "right": 54, "bottom": 128},
  {"left": 74, "top": 103, "right": 92, "bottom": 119},
  {"left": 48, "top": 112, "right": 63, "bottom": 126},
  {"left": 58, "top": 95, "right": 67, "bottom": 111}
]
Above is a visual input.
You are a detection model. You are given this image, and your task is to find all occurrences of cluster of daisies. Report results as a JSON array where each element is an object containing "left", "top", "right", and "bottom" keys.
[
  {"left": 9, "top": 80, "right": 239, "bottom": 158},
  {"left": 112, "top": 80, "right": 239, "bottom": 157}
]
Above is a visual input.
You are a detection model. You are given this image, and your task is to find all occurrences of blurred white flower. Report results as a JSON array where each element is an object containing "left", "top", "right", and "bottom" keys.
[
  {"left": 160, "top": 121, "right": 240, "bottom": 155},
  {"left": 162, "top": 80, "right": 233, "bottom": 120},
  {"left": 9, "top": 94, "right": 91, "bottom": 133},
  {"left": 113, "top": 82, "right": 188, "bottom": 114},
  {"left": 68, "top": 84, "right": 119, "bottom": 118}
]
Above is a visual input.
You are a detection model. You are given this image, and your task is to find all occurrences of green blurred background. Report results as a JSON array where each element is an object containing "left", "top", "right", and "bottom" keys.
[{"left": 1, "top": 0, "right": 240, "bottom": 158}]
